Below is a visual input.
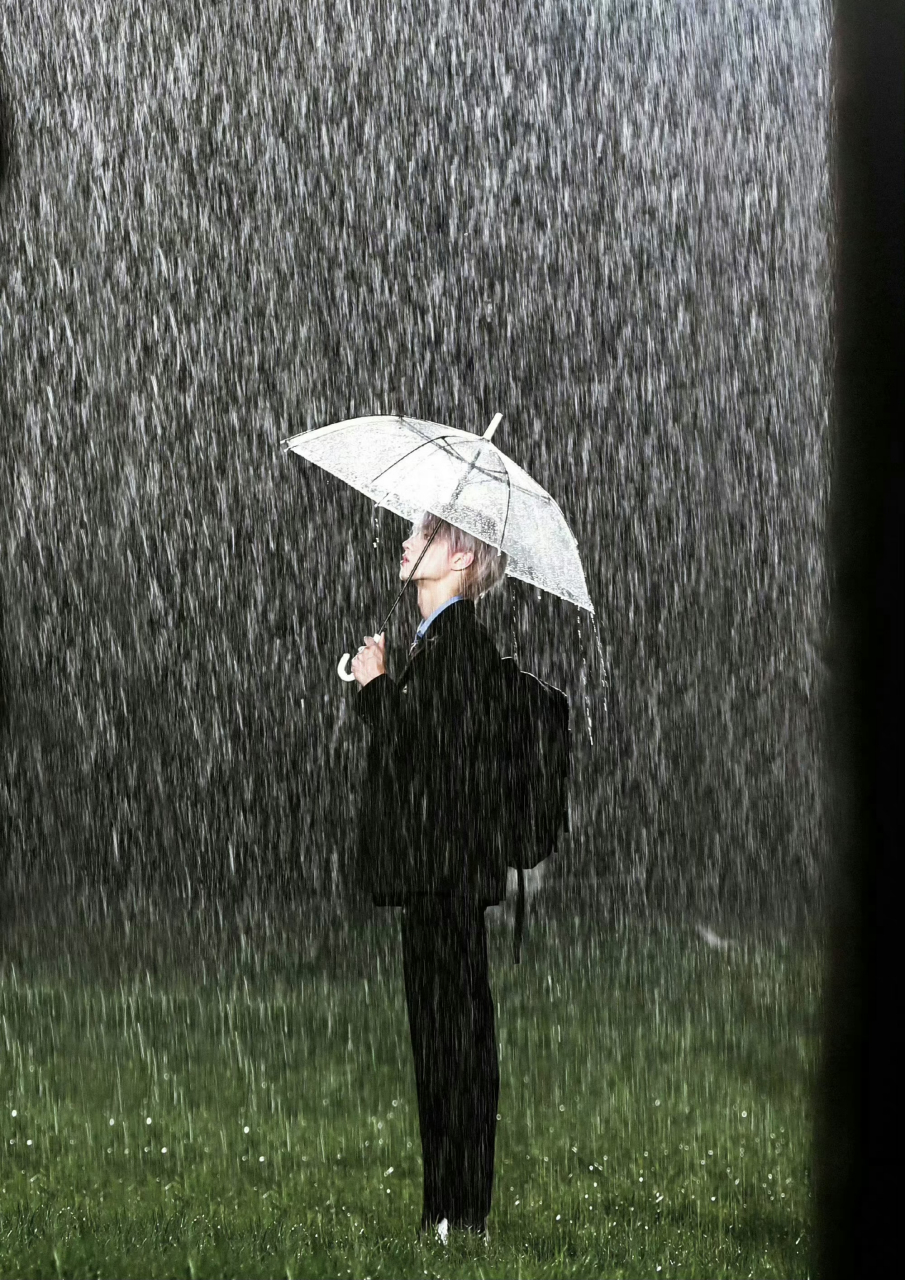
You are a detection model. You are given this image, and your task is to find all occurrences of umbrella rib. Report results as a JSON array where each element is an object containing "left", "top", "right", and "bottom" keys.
[
  {"left": 498, "top": 456, "right": 560, "bottom": 506},
  {"left": 499, "top": 461, "right": 513, "bottom": 550},
  {"left": 369, "top": 431, "right": 476, "bottom": 488}
]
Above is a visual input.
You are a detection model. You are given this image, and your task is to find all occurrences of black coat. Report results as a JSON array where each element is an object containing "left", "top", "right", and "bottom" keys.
[{"left": 351, "top": 598, "right": 511, "bottom": 907}]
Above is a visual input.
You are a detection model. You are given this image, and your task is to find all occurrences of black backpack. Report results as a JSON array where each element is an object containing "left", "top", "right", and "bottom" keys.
[{"left": 499, "top": 657, "right": 571, "bottom": 964}]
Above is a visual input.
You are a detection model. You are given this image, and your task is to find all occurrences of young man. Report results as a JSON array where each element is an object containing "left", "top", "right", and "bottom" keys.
[{"left": 350, "top": 512, "right": 510, "bottom": 1244}]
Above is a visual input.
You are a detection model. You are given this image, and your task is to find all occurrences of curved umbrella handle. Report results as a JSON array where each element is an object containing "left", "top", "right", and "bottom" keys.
[{"left": 337, "top": 652, "right": 356, "bottom": 682}]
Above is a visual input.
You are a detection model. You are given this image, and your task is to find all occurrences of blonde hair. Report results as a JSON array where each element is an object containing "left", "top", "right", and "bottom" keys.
[{"left": 415, "top": 512, "right": 509, "bottom": 602}]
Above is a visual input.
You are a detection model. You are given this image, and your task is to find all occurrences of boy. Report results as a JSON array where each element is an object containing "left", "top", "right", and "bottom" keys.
[{"left": 350, "top": 512, "right": 510, "bottom": 1242}]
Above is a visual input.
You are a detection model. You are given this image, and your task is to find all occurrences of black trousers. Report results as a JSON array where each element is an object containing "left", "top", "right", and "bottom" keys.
[{"left": 400, "top": 895, "right": 500, "bottom": 1231}]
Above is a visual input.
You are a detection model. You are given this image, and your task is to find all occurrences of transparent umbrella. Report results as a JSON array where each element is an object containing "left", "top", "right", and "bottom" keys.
[{"left": 281, "top": 412, "right": 595, "bottom": 680}]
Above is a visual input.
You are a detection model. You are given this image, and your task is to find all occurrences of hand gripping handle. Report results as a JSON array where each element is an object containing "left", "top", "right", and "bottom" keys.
[{"left": 337, "top": 633, "right": 384, "bottom": 683}]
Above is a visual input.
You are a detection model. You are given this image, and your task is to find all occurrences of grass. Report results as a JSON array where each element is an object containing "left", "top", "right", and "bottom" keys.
[{"left": 0, "top": 907, "right": 819, "bottom": 1278}]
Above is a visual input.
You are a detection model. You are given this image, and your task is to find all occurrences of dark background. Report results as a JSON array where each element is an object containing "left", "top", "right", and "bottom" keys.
[
  {"left": 0, "top": 1, "right": 830, "bottom": 922},
  {"left": 815, "top": 1, "right": 903, "bottom": 1275}
]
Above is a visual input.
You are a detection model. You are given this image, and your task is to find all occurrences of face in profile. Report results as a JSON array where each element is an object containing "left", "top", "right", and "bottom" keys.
[{"left": 399, "top": 523, "right": 452, "bottom": 584}]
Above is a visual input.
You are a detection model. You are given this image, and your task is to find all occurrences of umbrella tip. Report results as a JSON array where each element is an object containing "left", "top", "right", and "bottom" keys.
[{"left": 483, "top": 412, "right": 503, "bottom": 441}]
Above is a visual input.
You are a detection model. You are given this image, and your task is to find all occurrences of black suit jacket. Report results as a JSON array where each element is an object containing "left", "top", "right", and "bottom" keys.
[{"left": 351, "top": 598, "right": 511, "bottom": 907}]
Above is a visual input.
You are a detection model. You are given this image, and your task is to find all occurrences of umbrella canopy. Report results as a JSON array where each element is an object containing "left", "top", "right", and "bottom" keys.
[{"left": 281, "top": 413, "right": 595, "bottom": 614}]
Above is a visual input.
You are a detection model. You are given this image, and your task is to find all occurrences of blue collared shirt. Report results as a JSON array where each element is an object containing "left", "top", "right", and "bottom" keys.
[{"left": 414, "top": 595, "right": 464, "bottom": 647}]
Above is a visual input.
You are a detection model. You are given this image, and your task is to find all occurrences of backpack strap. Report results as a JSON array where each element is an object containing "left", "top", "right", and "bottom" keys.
[{"left": 514, "top": 865, "right": 525, "bottom": 965}]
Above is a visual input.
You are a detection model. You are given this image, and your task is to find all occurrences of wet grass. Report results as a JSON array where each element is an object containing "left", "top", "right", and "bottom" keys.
[{"left": 0, "top": 909, "right": 819, "bottom": 1278}]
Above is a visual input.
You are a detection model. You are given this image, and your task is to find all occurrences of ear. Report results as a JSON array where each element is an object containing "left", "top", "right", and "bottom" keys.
[{"left": 453, "top": 549, "right": 475, "bottom": 572}]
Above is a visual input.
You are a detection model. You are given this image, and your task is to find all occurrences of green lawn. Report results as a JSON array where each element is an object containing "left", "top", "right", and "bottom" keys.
[{"left": 0, "top": 908, "right": 819, "bottom": 1278}]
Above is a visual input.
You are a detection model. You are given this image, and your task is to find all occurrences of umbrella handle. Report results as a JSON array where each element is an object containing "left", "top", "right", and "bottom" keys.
[{"left": 337, "top": 653, "right": 356, "bottom": 682}]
